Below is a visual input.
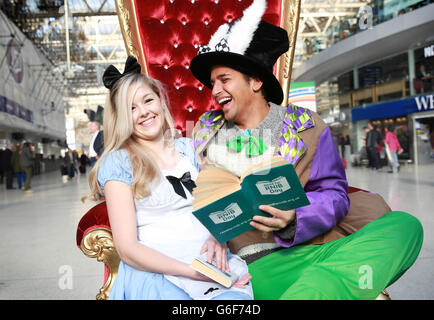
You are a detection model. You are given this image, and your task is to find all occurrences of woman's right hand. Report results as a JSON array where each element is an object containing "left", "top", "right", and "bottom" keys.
[
  {"left": 187, "top": 265, "right": 252, "bottom": 288},
  {"left": 184, "top": 263, "right": 215, "bottom": 282},
  {"left": 233, "top": 274, "right": 252, "bottom": 289}
]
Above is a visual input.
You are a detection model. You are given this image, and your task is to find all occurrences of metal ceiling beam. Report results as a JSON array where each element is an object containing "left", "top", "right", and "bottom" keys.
[
  {"left": 16, "top": 11, "right": 117, "bottom": 19},
  {"left": 5, "top": 0, "right": 368, "bottom": 136}
]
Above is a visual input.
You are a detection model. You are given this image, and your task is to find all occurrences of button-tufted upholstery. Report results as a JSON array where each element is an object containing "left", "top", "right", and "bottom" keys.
[{"left": 118, "top": 0, "right": 283, "bottom": 136}]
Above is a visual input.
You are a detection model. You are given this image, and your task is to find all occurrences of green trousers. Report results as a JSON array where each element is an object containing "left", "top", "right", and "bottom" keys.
[{"left": 249, "top": 211, "right": 423, "bottom": 300}]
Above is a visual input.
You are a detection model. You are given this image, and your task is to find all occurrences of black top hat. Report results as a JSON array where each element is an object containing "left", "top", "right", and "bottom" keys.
[
  {"left": 84, "top": 109, "right": 96, "bottom": 122},
  {"left": 84, "top": 105, "right": 104, "bottom": 124},
  {"left": 190, "top": 0, "right": 289, "bottom": 105}
]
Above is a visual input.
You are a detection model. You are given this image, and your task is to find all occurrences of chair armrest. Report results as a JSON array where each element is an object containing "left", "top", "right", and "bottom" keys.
[
  {"left": 348, "top": 186, "right": 367, "bottom": 193},
  {"left": 80, "top": 226, "right": 120, "bottom": 300}
]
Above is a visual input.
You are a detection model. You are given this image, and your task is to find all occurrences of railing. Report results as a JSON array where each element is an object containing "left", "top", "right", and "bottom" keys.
[
  {"left": 301, "top": 0, "right": 432, "bottom": 59},
  {"left": 339, "top": 78, "right": 409, "bottom": 108}
]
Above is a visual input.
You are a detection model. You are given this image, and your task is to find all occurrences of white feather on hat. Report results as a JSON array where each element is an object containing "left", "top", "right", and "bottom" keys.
[
  {"left": 208, "top": 23, "right": 230, "bottom": 49},
  {"left": 191, "top": 0, "right": 288, "bottom": 104},
  {"left": 202, "top": 0, "right": 267, "bottom": 55},
  {"left": 227, "top": 0, "right": 267, "bottom": 54}
]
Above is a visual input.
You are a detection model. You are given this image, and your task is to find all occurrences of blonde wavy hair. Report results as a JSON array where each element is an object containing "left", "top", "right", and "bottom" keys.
[{"left": 85, "top": 73, "right": 175, "bottom": 201}]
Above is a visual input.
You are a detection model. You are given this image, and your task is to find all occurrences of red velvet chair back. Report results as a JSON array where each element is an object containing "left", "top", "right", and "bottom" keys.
[{"left": 115, "top": 0, "right": 300, "bottom": 135}]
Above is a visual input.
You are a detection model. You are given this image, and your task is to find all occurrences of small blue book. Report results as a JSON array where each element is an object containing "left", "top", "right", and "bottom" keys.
[{"left": 192, "top": 156, "right": 310, "bottom": 243}]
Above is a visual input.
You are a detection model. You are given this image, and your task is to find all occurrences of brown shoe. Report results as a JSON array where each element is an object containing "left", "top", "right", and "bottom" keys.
[{"left": 376, "top": 290, "right": 391, "bottom": 300}]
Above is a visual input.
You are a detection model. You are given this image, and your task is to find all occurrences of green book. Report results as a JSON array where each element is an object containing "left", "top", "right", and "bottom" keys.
[{"left": 192, "top": 156, "right": 310, "bottom": 243}]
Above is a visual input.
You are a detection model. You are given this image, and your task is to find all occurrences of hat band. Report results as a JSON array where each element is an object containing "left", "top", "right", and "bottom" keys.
[{"left": 198, "top": 38, "right": 230, "bottom": 55}]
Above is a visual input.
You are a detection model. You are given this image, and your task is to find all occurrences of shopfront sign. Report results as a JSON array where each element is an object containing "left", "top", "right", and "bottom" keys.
[
  {"left": 415, "top": 94, "right": 434, "bottom": 111},
  {"left": 288, "top": 81, "right": 317, "bottom": 112},
  {"left": 352, "top": 93, "right": 434, "bottom": 121},
  {"left": 424, "top": 44, "right": 434, "bottom": 58}
]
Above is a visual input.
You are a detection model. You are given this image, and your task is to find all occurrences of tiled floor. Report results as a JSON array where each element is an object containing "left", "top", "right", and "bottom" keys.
[
  {"left": 0, "top": 162, "right": 432, "bottom": 300},
  {"left": 345, "top": 162, "right": 434, "bottom": 300}
]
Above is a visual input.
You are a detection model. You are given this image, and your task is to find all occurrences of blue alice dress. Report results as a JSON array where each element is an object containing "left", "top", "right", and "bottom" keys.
[{"left": 97, "top": 138, "right": 253, "bottom": 300}]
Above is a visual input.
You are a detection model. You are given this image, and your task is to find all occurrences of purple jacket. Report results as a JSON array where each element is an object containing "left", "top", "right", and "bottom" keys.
[
  {"left": 193, "top": 105, "right": 350, "bottom": 249},
  {"left": 275, "top": 126, "right": 349, "bottom": 247}
]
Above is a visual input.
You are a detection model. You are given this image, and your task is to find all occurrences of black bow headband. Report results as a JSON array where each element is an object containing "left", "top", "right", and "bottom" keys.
[{"left": 102, "top": 56, "right": 141, "bottom": 90}]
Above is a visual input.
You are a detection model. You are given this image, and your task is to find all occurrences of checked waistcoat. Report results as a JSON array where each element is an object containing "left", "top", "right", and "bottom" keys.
[{"left": 193, "top": 104, "right": 316, "bottom": 167}]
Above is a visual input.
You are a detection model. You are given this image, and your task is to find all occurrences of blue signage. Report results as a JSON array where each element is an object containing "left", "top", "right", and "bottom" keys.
[
  {"left": 0, "top": 95, "right": 33, "bottom": 123},
  {"left": 351, "top": 94, "right": 434, "bottom": 122}
]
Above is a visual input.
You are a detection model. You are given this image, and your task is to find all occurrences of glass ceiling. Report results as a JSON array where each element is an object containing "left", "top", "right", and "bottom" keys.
[
  {"left": 2, "top": 0, "right": 127, "bottom": 116},
  {"left": 1, "top": 0, "right": 370, "bottom": 119}
]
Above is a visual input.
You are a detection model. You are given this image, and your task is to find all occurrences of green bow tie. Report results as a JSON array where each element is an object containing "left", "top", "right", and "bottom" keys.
[{"left": 226, "top": 130, "right": 268, "bottom": 156}]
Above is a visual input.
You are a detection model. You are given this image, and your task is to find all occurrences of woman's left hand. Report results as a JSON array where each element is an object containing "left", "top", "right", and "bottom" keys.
[{"left": 200, "top": 236, "right": 230, "bottom": 272}]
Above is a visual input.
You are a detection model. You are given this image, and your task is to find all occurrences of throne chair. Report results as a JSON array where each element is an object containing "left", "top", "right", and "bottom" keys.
[{"left": 76, "top": 0, "right": 390, "bottom": 300}]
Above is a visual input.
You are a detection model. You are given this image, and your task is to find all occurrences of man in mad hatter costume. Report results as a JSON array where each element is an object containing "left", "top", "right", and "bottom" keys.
[{"left": 190, "top": 0, "right": 423, "bottom": 299}]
